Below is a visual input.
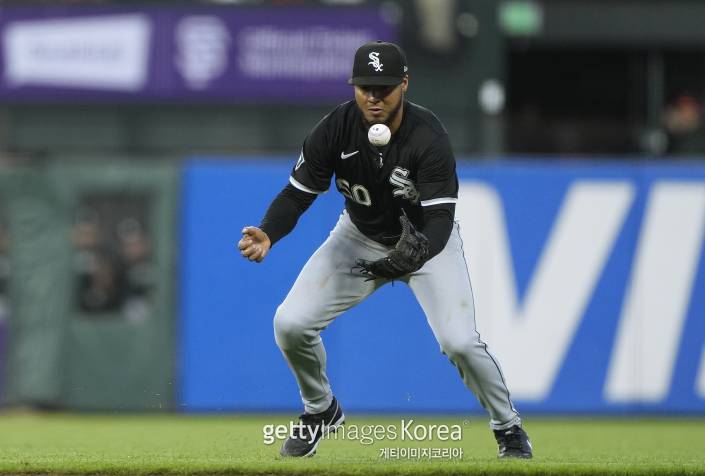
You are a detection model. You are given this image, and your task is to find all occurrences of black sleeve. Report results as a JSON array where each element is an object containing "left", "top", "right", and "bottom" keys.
[
  {"left": 416, "top": 134, "right": 458, "bottom": 206},
  {"left": 289, "top": 113, "right": 336, "bottom": 194},
  {"left": 259, "top": 184, "right": 317, "bottom": 246},
  {"left": 421, "top": 203, "right": 455, "bottom": 260}
]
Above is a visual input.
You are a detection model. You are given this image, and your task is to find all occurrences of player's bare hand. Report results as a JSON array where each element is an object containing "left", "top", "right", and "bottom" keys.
[{"left": 238, "top": 226, "right": 271, "bottom": 263}]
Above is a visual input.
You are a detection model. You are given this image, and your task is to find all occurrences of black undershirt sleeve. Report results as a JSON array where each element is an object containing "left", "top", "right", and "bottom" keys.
[
  {"left": 421, "top": 203, "right": 455, "bottom": 260},
  {"left": 259, "top": 184, "right": 317, "bottom": 246},
  {"left": 260, "top": 185, "right": 453, "bottom": 257}
]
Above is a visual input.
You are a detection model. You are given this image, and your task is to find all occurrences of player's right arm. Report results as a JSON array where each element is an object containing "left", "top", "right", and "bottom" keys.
[
  {"left": 239, "top": 112, "right": 336, "bottom": 263},
  {"left": 238, "top": 226, "right": 271, "bottom": 263},
  {"left": 238, "top": 184, "right": 317, "bottom": 263}
]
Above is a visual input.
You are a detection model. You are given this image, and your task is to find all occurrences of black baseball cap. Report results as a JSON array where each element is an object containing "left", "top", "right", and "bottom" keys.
[{"left": 348, "top": 40, "right": 408, "bottom": 86}]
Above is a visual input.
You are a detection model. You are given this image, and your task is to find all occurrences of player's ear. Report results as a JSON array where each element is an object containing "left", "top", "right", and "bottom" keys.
[{"left": 400, "top": 76, "right": 409, "bottom": 93}]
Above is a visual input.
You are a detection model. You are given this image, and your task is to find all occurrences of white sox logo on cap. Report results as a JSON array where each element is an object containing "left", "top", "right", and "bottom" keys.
[
  {"left": 368, "top": 52, "right": 383, "bottom": 72},
  {"left": 350, "top": 41, "right": 406, "bottom": 86}
]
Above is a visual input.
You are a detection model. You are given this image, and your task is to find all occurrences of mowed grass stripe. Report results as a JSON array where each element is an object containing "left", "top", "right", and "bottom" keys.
[{"left": 0, "top": 414, "right": 703, "bottom": 475}]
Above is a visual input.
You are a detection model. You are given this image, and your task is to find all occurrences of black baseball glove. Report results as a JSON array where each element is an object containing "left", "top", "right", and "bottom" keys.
[{"left": 354, "top": 213, "right": 430, "bottom": 280}]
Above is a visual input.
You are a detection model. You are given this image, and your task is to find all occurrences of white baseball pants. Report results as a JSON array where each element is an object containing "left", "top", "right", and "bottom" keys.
[{"left": 273, "top": 211, "right": 521, "bottom": 430}]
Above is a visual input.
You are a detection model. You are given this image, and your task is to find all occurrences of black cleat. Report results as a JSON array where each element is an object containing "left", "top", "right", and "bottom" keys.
[
  {"left": 279, "top": 397, "right": 345, "bottom": 457},
  {"left": 493, "top": 425, "right": 533, "bottom": 459}
]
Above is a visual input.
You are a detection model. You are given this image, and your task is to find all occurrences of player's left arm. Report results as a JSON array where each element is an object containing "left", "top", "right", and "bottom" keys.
[
  {"left": 420, "top": 204, "right": 455, "bottom": 259},
  {"left": 416, "top": 133, "right": 458, "bottom": 259}
]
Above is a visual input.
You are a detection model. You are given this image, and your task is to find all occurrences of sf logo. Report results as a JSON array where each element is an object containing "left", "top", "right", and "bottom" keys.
[{"left": 368, "top": 52, "right": 383, "bottom": 72}]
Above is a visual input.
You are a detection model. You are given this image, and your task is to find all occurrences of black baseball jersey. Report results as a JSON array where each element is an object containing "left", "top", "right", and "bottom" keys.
[{"left": 289, "top": 100, "right": 458, "bottom": 245}]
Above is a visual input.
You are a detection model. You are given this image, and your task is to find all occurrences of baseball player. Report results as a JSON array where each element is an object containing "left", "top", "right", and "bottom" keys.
[{"left": 238, "top": 41, "right": 532, "bottom": 459}]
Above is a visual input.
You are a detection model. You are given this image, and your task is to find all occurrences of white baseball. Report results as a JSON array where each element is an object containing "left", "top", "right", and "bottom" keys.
[{"left": 368, "top": 123, "right": 391, "bottom": 146}]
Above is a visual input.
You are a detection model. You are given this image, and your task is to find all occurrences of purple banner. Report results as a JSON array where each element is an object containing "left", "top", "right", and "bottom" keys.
[{"left": 0, "top": 6, "right": 396, "bottom": 103}]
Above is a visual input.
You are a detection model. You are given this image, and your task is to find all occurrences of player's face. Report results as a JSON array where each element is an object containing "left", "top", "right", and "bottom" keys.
[{"left": 354, "top": 77, "right": 409, "bottom": 130}]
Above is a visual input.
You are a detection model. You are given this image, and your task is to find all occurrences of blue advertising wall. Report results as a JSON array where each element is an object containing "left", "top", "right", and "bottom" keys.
[{"left": 180, "top": 159, "right": 705, "bottom": 414}]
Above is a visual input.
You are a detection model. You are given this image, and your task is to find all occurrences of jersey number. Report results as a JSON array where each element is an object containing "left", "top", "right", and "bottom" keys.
[{"left": 336, "top": 179, "right": 372, "bottom": 206}]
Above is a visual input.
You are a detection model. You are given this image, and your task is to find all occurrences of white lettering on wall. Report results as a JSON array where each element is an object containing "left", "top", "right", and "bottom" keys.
[
  {"left": 456, "top": 182, "right": 634, "bottom": 400},
  {"left": 605, "top": 183, "right": 705, "bottom": 402}
]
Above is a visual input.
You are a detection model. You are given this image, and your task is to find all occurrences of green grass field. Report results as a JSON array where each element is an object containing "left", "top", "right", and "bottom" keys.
[{"left": 1, "top": 413, "right": 704, "bottom": 475}]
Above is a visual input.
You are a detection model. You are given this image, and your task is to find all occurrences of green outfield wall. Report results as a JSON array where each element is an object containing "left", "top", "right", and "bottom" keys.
[{"left": 0, "top": 163, "right": 177, "bottom": 410}]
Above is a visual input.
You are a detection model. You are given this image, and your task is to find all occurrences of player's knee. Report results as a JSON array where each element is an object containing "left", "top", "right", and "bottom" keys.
[
  {"left": 440, "top": 332, "right": 478, "bottom": 360},
  {"left": 273, "top": 305, "right": 310, "bottom": 349}
]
